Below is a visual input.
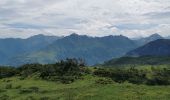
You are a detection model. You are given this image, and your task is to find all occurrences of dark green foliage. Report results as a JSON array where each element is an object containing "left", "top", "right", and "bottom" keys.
[
  {"left": 19, "top": 89, "right": 34, "bottom": 94},
  {"left": 94, "top": 67, "right": 170, "bottom": 85},
  {"left": 0, "top": 67, "right": 18, "bottom": 78},
  {"left": 5, "top": 84, "right": 12, "bottom": 89},
  {"left": 0, "top": 58, "right": 87, "bottom": 83},
  {"left": 95, "top": 78, "right": 113, "bottom": 84},
  {"left": 39, "top": 58, "right": 86, "bottom": 83},
  {"left": 18, "top": 63, "right": 43, "bottom": 77},
  {"left": 15, "top": 85, "right": 22, "bottom": 89},
  {"left": 0, "top": 89, "right": 6, "bottom": 93},
  {"left": 0, "top": 95, "right": 10, "bottom": 100},
  {"left": 16, "top": 58, "right": 86, "bottom": 83},
  {"left": 146, "top": 68, "right": 170, "bottom": 85}
]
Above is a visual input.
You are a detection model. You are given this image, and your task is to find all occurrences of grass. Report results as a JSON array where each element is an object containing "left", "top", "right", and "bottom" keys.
[{"left": 0, "top": 75, "right": 170, "bottom": 100}]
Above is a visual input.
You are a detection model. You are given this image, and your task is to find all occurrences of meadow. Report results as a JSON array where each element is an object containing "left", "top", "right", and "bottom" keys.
[
  {"left": 0, "top": 59, "right": 170, "bottom": 100},
  {"left": 1, "top": 75, "right": 170, "bottom": 100}
]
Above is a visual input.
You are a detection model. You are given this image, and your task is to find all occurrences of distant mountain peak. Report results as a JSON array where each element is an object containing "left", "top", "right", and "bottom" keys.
[
  {"left": 149, "top": 33, "right": 162, "bottom": 38},
  {"left": 28, "top": 34, "right": 48, "bottom": 39},
  {"left": 134, "top": 33, "right": 164, "bottom": 46},
  {"left": 116, "top": 34, "right": 129, "bottom": 38},
  {"left": 66, "top": 33, "right": 90, "bottom": 39},
  {"left": 69, "top": 33, "right": 79, "bottom": 37},
  {"left": 103, "top": 35, "right": 128, "bottom": 39}
]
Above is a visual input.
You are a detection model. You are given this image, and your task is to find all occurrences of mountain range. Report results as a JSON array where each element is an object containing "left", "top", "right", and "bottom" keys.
[
  {"left": 0, "top": 33, "right": 168, "bottom": 66},
  {"left": 0, "top": 34, "right": 61, "bottom": 65},
  {"left": 8, "top": 34, "right": 137, "bottom": 66}
]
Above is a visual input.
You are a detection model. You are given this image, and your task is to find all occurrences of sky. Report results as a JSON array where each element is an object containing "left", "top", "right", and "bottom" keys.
[{"left": 0, "top": 0, "right": 170, "bottom": 38}]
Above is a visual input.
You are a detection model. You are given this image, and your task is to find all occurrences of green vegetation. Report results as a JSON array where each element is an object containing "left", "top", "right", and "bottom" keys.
[
  {"left": 104, "top": 56, "right": 170, "bottom": 66},
  {"left": 94, "top": 66, "right": 170, "bottom": 85},
  {"left": 0, "top": 59, "right": 170, "bottom": 100}
]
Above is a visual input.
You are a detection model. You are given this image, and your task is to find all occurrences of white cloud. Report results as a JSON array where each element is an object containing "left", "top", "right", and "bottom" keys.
[{"left": 0, "top": 0, "right": 169, "bottom": 38}]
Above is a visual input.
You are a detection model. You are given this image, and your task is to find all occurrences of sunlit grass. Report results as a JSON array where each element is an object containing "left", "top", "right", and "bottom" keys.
[{"left": 0, "top": 75, "right": 170, "bottom": 100}]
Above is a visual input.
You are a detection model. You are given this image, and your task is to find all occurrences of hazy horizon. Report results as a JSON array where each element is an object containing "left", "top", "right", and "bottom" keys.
[{"left": 0, "top": 33, "right": 166, "bottom": 39}]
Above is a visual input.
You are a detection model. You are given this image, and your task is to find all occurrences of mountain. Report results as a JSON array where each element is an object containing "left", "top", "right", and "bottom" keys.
[
  {"left": 134, "top": 33, "right": 164, "bottom": 46},
  {"left": 103, "top": 56, "right": 170, "bottom": 66},
  {"left": 9, "top": 34, "right": 138, "bottom": 66},
  {"left": 126, "top": 39, "right": 170, "bottom": 57},
  {"left": 0, "top": 34, "right": 61, "bottom": 65}
]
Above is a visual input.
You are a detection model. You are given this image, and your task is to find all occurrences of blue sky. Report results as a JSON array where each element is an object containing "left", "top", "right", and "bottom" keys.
[{"left": 0, "top": 0, "right": 170, "bottom": 38}]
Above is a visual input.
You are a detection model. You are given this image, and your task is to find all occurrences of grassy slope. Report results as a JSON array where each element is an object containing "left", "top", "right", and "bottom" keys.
[{"left": 0, "top": 75, "right": 170, "bottom": 100}]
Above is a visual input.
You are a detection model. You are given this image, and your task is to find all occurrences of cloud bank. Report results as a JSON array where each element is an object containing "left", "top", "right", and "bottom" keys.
[{"left": 0, "top": 0, "right": 170, "bottom": 38}]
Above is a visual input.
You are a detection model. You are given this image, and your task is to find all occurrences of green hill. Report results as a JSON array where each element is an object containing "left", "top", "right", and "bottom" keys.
[{"left": 104, "top": 56, "right": 170, "bottom": 66}]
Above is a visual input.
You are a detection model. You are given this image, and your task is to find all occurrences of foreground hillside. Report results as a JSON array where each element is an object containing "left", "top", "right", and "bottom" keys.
[
  {"left": 1, "top": 75, "right": 170, "bottom": 100},
  {"left": 1, "top": 59, "right": 170, "bottom": 100}
]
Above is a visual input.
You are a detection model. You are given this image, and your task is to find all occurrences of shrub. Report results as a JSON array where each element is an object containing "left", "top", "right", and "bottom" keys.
[
  {"left": 146, "top": 77, "right": 170, "bottom": 85},
  {"left": 5, "top": 84, "right": 12, "bottom": 89},
  {"left": 0, "top": 95, "right": 10, "bottom": 100},
  {"left": 0, "top": 67, "right": 18, "bottom": 79},
  {"left": 0, "top": 89, "right": 6, "bottom": 93},
  {"left": 93, "top": 67, "right": 170, "bottom": 85},
  {"left": 95, "top": 78, "right": 113, "bottom": 84},
  {"left": 60, "top": 76, "right": 76, "bottom": 84},
  {"left": 15, "top": 85, "right": 22, "bottom": 89}
]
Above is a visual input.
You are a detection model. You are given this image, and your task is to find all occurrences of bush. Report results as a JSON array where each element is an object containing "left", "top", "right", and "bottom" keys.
[
  {"left": 0, "top": 95, "right": 10, "bottom": 100},
  {"left": 93, "top": 67, "right": 170, "bottom": 85},
  {"left": 0, "top": 67, "right": 18, "bottom": 79},
  {"left": 0, "top": 58, "right": 87, "bottom": 84},
  {"left": 19, "top": 89, "right": 34, "bottom": 94},
  {"left": 60, "top": 76, "right": 76, "bottom": 84},
  {"left": 5, "top": 84, "right": 12, "bottom": 89},
  {"left": 0, "top": 89, "right": 6, "bottom": 93},
  {"left": 15, "top": 85, "right": 22, "bottom": 89},
  {"left": 95, "top": 78, "right": 113, "bottom": 84},
  {"left": 146, "top": 77, "right": 170, "bottom": 85}
]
